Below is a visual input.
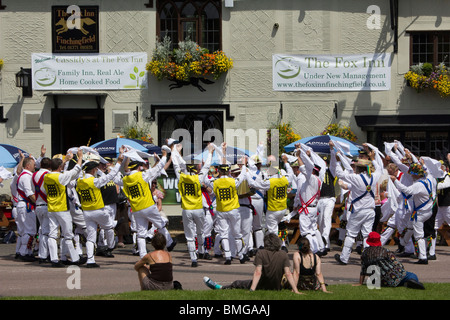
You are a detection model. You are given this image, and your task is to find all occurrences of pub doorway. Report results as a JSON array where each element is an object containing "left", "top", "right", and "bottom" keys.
[{"left": 51, "top": 108, "right": 104, "bottom": 155}]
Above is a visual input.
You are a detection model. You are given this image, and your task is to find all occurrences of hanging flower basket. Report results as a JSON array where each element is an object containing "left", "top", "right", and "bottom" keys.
[
  {"left": 146, "top": 36, "right": 233, "bottom": 90},
  {"left": 404, "top": 62, "right": 450, "bottom": 98}
]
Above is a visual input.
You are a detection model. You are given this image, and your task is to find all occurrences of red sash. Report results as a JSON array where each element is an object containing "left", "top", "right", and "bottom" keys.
[
  {"left": 298, "top": 178, "right": 321, "bottom": 215},
  {"left": 32, "top": 171, "right": 48, "bottom": 203}
]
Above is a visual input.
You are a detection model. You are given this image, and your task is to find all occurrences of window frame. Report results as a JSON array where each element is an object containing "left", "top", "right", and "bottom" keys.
[
  {"left": 156, "top": 0, "right": 222, "bottom": 51},
  {"left": 408, "top": 30, "right": 450, "bottom": 67}
]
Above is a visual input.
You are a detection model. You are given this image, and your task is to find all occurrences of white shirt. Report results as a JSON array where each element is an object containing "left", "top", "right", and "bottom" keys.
[
  {"left": 32, "top": 168, "right": 50, "bottom": 206},
  {"left": 331, "top": 152, "right": 382, "bottom": 212},
  {"left": 16, "top": 169, "right": 35, "bottom": 204},
  {"left": 394, "top": 177, "right": 436, "bottom": 214}
]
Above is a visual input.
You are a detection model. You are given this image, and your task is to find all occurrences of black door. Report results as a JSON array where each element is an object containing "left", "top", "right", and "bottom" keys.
[{"left": 51, "top": 108, "right": 104, "bottom": 155}]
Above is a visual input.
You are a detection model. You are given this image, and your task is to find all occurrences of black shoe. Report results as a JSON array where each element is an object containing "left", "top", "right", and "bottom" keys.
[
  {"left": 397, "top": 252, "right": 415, "bottom": 258},
  {"left": 104, "top": 249, "right": 115, "bottom": 258},
  {"left": 51, "top": 261, "right": 65, "bottom": 268},
  {"left": 240, "top": 255, "right": 248, "bottom": 264},
  {"left": 191, "top": 261, "right": 198, "bottom": 268},
  {"left": 72, "top": 256, "right": 87, "bottom": 265},
  {"left": 404, "top": 279, "right": 425, "bottom": 290},
  {"left": 214, "top": 254, "right": 223, "bottom": 258},
  {"left": 336, "top": 240, "right": 343, "bottom": 247},
  {"left": 355, "top": 246, "right": 362, "bottom": 255},
  {"left": 317, "top": 250, "right": 327, "bottom": 257},
  {"left": 334, "top": 254, "right": 347, "bottom": 265},
  {"left": 224, "top": 259, "right": 231, "bottom": 265},
  {"left": 248, "top": 249, "right": 255, "bottom": 258},
  {"left": 86, "top": 263, "right": 100, "bottom": 268},
  {"left": 39, "top": 258, "right": 50, "bottom": 264},
  {"left": 95, "top": 246, "right": 107, "bottom": 256},
  {"left": 414, "top": 259, "right": 428, "bottom": 265},
  {"left": 167, "top": 239, "right": 177, "bottom": 252},
  {"left": 21, "top": 254, "right": 37, "bottom": 262},
  {"left": 199, "top": 252, "right": 212, "bottom": 260},
  {"left": 395, "top": 244, "right": 405, "bottom": 254},
  {"left": 427, "top": 254, "right": 436, "bottom": 261}
]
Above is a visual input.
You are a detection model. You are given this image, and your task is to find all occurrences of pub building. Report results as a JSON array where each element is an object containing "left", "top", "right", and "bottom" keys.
[{"left": 0, "top": 0, "right": 449, "bottom": 214}]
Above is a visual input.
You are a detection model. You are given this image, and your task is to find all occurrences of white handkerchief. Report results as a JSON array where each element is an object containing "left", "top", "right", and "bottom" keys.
[{"left": 421, "top": 156, "right": 445, "bottom": 179}]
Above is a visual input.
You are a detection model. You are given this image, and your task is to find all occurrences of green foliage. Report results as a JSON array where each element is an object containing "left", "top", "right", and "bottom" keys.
[{"left": 321, "top": 123, "right": 357, "bottom": 142}]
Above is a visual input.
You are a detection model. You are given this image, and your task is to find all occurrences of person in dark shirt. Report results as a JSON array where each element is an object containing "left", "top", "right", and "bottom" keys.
[
  {"left": 134, "top": 233, "right": 174, "bottom": 290},
  {"left": 354, "top": 232, "right": 425, "bottom": 290},
  {"left": 203, "top": 233, "right": 301, "bottom": 294}
]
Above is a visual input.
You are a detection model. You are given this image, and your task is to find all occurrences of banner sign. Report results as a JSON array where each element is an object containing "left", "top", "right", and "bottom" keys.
[
  {"left": 31, "top": 53, "right": 148, "bottom": 90},
  {"left": 273, "top": 53, "right": 391, "bottom": 91},
  {"left": 52, "top": 5, "right": 99, "bottom": 53}
]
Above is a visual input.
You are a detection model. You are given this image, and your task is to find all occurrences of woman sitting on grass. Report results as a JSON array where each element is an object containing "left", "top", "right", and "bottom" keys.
[
  {"left": 291, "top": 237, "right": 331, "bottom": 293},
  {"left": 134, "top": 233, "right": 174, "bottom": 290}
]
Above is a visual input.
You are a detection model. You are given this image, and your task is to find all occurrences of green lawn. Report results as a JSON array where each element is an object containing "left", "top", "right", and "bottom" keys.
[{"left": 2, "top": 283, "right": 449, "bottom": 300}]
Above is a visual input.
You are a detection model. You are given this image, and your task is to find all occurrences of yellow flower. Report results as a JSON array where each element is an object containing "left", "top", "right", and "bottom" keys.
[{"left": 0, "top": 59, "right": 3, "bottom": 70}]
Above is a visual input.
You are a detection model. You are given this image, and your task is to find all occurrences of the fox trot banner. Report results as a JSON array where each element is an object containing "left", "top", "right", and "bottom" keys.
[
  {"left": 273, "top": 53, "right": 391, "bottom": 91},
  {"left": 31, "top": 53, "right": 148, "bottom": 90}
]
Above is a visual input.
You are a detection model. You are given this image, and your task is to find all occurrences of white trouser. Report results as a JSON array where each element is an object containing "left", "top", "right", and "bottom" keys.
[
  {"left": 265, "top": 209, "right": 286, "bottom": 235},
  {"left": 48, "top": 210, "right": 79, "bottom": 263},
  {"left": 133, "top": 204, "right": 173, "bottom": 258},
  {"left": 340, "top": 208, "right": 375, "bottom": 263},
  {"left": 16, "top": 203, "right": 37, "bottom": 256},
  {"left": 12, "top": 207, "right": 22, "bottom": 254},
  {"left": 215, "top": 209, "right": 243, "bottom": 260},
  {"left": 430, "top": 206, "right": 450, "bottom": 255},
  {"left": 203, "top": 208, "right": 215, "bottom": 238},
  {"left": 238, "top": 205, "right": 253, "bottom": 255},
  {"left": 299, "top": 207, "right": 324, "bottom": 253},
  {"left": 401, "top": 209, "right": 433, "bottom": 260},
  {"left": 182, "top": 208, "right": 206, "bottom": 261},
  {"left": 35, "top": 205, "right": 49, "bottom": 259},
  {"left": 83, "top": 208, "right": 115, "bottom": 264},
  {"left": 317, "top": 197, "right": 336, "bottom": 249},
  {"left": 250, "top": 197, "right": 265, "bottom": 249},
  {"left": 98, "top": 204, "right": 117, "bottom": 246}
]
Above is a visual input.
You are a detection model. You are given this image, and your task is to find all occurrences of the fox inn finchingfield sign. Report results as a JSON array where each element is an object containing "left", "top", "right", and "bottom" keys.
[{"left": 52, "top": 5, "right": 99, "bottom": 53}]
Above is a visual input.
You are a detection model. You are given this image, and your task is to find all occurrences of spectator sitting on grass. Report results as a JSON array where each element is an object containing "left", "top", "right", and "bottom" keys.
[
  {"left": 203, "top": 233, "right": 302, "bottom": 294},
  {"left": 353, "top": 232, "right": 425, "bottom": 290},
  {"left": 134, "top": 233, "right": 175, "bottom": 291}
]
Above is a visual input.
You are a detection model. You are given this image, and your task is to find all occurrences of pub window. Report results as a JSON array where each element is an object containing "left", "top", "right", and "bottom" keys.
[
  {"left": 379, "top": 130, "right": 449, "bottom": 161},
  {"left": 156, "top": 0, "right": 221, "bottom": 52},
  {"left": 410, "top": 31, "right": 450, "bottom": 67},
  {"left": 158, "top": 110, "right": 223, "bottom": 157}
]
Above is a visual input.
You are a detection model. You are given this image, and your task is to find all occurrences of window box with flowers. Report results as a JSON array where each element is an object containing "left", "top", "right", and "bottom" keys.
[
  {"left": 404, "top": 62, "right": 450, "bottom": 98},
  {"left": 146, "top": 36, "right": 233, "bottom": 91},
  {"left": 119, "top": 121, "right": 154, "bottom": 144}
]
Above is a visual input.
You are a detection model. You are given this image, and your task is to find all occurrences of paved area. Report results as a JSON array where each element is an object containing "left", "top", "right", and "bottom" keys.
[{"left": 0, "top": 239, "right": 449, "bottom": 298}]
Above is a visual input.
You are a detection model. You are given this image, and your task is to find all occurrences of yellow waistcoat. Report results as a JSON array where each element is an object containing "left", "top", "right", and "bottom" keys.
[
  {"left": 178, "top": 173, "right": 203, "bottom": 210},
  {"left": 44, "top": 172, "right": 70, "bottom": 212},
  {"left": 214, "top": 177, "right": 240, "bottom": 212},
  {"left": 76, "top": 176, "right": 105, "bottom": 211},
  {"left": 267, "top": 176, "right": 289, "bottom": 212},
  {"left": 122, "top": 171, "right": 155, "bottom": 212}
]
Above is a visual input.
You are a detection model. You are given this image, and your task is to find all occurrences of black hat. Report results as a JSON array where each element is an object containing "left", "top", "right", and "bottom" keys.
[
  {"left": 83, "top": 161, "right": 99, "bottom": 172},
  {"left": 128, "top": 161, "right": 143, "bottom": 170}
]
